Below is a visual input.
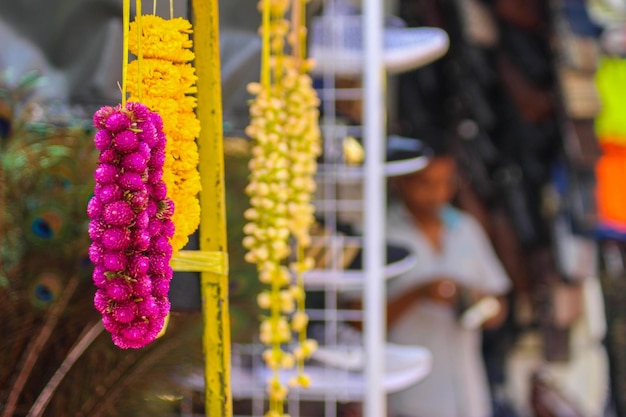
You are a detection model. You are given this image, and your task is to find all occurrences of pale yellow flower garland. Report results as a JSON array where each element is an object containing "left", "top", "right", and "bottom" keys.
[
  {"left": 127, "top": 14, "right": 201, "bottom": 253},
  {"left": 283, "top": 0, "right": 321, "bottom": 385},
  {"left": 244, "top": 0, "right": 320, "bottom": 416}
]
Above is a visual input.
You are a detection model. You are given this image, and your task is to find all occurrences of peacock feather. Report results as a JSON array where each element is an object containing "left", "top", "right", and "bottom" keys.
[{"left": 0, "top": 71, "right": 205, "bottom": 417}]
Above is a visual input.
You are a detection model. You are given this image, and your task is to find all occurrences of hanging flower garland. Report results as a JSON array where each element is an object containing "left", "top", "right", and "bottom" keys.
[
  {"left": 283, "top": 0, "right": 321, "bottom": 387},
  {"left": 244, "top": 0, "right": 320, "bottom": 415},
  {"left": 127, "top": 14, "right": 202, "bottom": 253},
  {"left": 88, "top": 102, "right": 174, "bottom": 349},
  {"left": 88, "top": 1, "right": 176, "bottom": 349}
]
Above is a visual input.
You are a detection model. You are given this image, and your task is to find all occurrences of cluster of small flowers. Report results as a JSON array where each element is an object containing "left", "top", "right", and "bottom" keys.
[
  {"left": 244, "top": 80, "right": 292, "bottom": 272},
  {"left": 244, "top": 1, "right": 321, "bottom": 414},
  {"left": 87, "top": 102, "right": 174, "bottom": 349},
  {"left": 282, "top": 57, "right": 321, "bottom": 249},
  {"left": 127, "top": 14, "right": 201, "bottom": 253},
  {"left": 281, "top": 56, "right": 321, "bottom": 390}
]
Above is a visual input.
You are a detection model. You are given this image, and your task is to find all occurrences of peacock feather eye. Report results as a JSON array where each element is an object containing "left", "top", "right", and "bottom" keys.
[
  {"left": 29, "top": 271, "right": 62, "bottom": 309},
  {"left": 25, "top": 207, "right": 68, "bottom": 244}
]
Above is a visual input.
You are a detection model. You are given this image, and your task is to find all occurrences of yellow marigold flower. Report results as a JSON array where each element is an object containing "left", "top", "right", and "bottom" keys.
[
  {"left": 129, "top": 15, "right": 194, "bottom": 62},
  {"left": 177, "top": 63, "right": 199, "bottom": 94},
  {"left": 170, "top": 111, "right": 201, "bottom": 139},
  {"left": 127, "top": 59, "right": 196, "bottom": 98},
  {"left": 177, "top": 171, "right": 202, "bottom": 196},
  {"left": 127, "top": 14, "right": 201, "bottom": 253}
]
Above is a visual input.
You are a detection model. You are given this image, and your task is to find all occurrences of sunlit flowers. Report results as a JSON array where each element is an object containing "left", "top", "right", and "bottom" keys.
[
  {"left": 244, "top": 0, "right": 320, "bottom": 415},
  {"left": 282, "top": 57, "right": 321, "bottom": 247},
  {"left": 88, "top": 102, "right": 174, "bottom": 349},
  {"left": 127, "top": 14, "right": 201, "bottom": 253}
]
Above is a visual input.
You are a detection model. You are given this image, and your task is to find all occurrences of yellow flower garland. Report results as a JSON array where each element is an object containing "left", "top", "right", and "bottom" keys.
[
  {"left": 127, "top": 14, "right": 201, "bottom": 252},
  {"left": 128, "top": 15, "right": 194, "bottom": 62},
  {"left": 245, "top": 0, "right": 320, "bottom": 415}
]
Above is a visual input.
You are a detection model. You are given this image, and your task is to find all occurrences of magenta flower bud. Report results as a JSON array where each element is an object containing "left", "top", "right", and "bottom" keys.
[
  {"left": 149, "top": 111, "right": 164, "bottom": 132},
  {"left": 148, "top": 168, "right": 164, "bottom": 184},
  {"left": 101, "top": 227, "right": 132, "bottom": 251},
  {"left": 129, "top": 191, "right": 149, "bottom": 209},
  {"left": 162, "top": 264, "right": 173, "bottom": 280},
  {"left": 93, "top": 106, "right": 115, "bottom": 129},
  {"left": 121, "top": 321, "right": 149, "bottom": 341},
  {"left": 146, "top": 200, "right": 158, "bottom": 217},
  {"left": 157, "top": 199, "right": 175, "bottom": 219},
  {"left": 148, "top": 149, "right": 165, "bottom": 169},
  {"left": 102, "top": 314, "right": 123, "bottom": 333},
  {"left": 133, "top": 229, "right": 151, "bottom": 252},
  {"left": 156, "top": 131, "right": 167, "bottom": 148},
  {"left": 136, "top": 295, "right": 158, "bottom": 317},
  {"left": 151, "top": 235, "right": 172, "bottom": 257},
  {"left": 95, "top": 183, "right": 123, "bottom": 204},
  {"left": 92, "top": 266, "right": 108, "bottom": 288},
  {"left": 152, "top": 181, "right": 167, "bottom": 200},
  {"left": 126, "top": 101, "right": 150, "bottom": 121},
  {"left": 94, "top": 289, "right": 109, "bottom": 313},
  {"left": 105, "top": 277, "right": 132, "bottom": 301},
  {"left": 118, "top": 172, "right": 145, "bottom": 192},
  {"left": 135, "top": 210, "right": 150, "bottom": 230},
  {"left": 139, "top": 121, "right": 158, "bottom": 147},
  {"left": 161, "top": 219, "right": 175, "bottom": 238},
  {"left": 136, "top": 142, "right": 151, "bottom": 159},
  {"left": 102, "top": 251, "right": 127, "bottom": 272},
  {"left": 87, "top": 196, "right": 103, "bottom": 219},
  {"left": 129, "top": 254, "right": 150, "bottom": 276},
  {"left": 88, "top": 219, "right": 105, "bottom": 241},
  {"left": 94, "top": 129, "right": 113, "bottom": 151},
  {"left": 94, "top": 164, "right": 118, "bottom": 184},
  {"left": 121, "top": 152, "right": 148, "bottom": 172},
  {"left": 149, "top": 255, "right": 170, "bottom": 275},
  {"left": 102, "top": 201, "right": 135, "bottom": 226},
  {"left": 149, "top": 316, "right": 166, "bottom": 335},
  {"left": 99, "top": 149, "right": 118, "bottom": 164},
  {"left": 112, "top": 130, "right": 139, "bottom": 153},
  {"left": 132, "top": 274, "right": 153, "bottom": 297},
  {"left": 152, "top": 277, "right": 170, "bottom": 298},
  {"left": 88, "top": 242, "right": 104, "bottom": 264},
  {"left": 105, "top": 112, "right": 132, "bottom": 133},
  {"left": 111, "top": 333, "right": 140, "bottom": 349},
  {"left": 148, "top": 218, "right": 162, "bottom": 236},
  {"left": 112, "top": 302, "right": 136, "bottom": 324},
  {"left": 156, "top": 296, "right": 171, "bottom": 317}
]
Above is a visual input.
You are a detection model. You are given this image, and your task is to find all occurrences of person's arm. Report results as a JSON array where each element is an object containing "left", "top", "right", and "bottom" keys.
[
  {"left": 464, "top": 215, "right": 512, "bottom": 329},
  {"left": 387, "top": 279, "right": 458, "bottom": 327}
]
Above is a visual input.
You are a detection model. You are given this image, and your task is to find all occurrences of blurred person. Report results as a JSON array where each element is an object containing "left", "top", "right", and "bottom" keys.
[{"left": 386, "top": 133, "right": 512, "bottom": 417}]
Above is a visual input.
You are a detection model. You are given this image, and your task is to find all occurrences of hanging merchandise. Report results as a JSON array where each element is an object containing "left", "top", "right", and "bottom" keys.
[
  {"left": 89, "top": 102, "right": 174, "bottom": 349},
  {"left": 244, "top": 0, "right": 321, "bottom": 415},
  {"left": 595, "top": 143, "right": 626, "bottom": 236},
  {"left": 88, "top": 1, "right": 176, "bottom": 349},
  {"left": 592, "top": 57, "right": 626, "bottom": 237},
  {"left": 127, "top": 8, "right": 202, "bottom": 253},
  {"left": 595, "top": 57, "right": 626, "bottom": 142}
]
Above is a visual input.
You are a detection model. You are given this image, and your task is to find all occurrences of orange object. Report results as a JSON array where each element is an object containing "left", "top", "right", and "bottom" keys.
[{"left": 596, "top": 141, "right": 626, "bottom": 225}]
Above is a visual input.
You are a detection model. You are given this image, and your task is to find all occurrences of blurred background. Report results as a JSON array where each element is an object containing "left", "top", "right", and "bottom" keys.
[{"left": 1, "top": 0, "right": 626, "bottom": 417}]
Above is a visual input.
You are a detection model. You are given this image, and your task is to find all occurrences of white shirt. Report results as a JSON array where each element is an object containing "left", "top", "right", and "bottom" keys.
[{"left": 387, "top": 203, "right": 511, "bottom": 417}]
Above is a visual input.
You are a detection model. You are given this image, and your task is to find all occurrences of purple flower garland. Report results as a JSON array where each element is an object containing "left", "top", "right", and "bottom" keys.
[{"left": 88, "top": 102, "right": 174, "bottom": 349}]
